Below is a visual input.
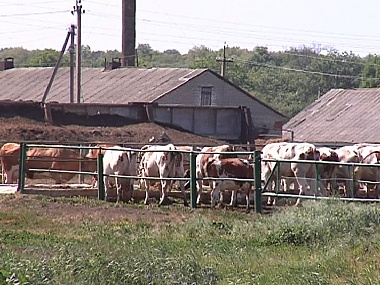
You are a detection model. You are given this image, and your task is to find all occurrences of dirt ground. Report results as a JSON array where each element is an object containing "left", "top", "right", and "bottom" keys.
[
  {"left": 0, "top": 116, "right": 228, "bottom": 146},
  {"left": 0, "top": 116, "right": 285, "bottom": 148}
]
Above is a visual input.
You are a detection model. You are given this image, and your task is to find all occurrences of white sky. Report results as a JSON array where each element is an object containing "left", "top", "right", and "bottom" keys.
[{"left": 1, "top": 0, "right": 380, "bottom": 56}]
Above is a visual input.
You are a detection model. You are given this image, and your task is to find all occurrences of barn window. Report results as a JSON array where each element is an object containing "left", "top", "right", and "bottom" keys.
[{"left": 201, "top": 86, "right": 212, "bottom": 105}]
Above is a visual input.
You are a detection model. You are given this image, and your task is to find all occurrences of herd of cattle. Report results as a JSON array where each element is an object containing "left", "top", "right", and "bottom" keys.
[{"left": 1, "top": 141, "right": 380, "bottom": 210}]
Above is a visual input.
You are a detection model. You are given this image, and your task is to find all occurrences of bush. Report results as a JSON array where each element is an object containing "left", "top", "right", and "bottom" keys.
[{"left": 264, "top": 201, "right": 380, "bottom": 246}]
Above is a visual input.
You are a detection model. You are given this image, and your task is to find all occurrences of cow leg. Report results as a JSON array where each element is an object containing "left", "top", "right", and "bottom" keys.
[
  {"left": 104, "top": 176, "right": 110, "bottom": 201},
  {"left": 116, "top": 176, "right": 130, "bottom": 203},
  {"left": 210, "top": 182, "right": 220, "bottom": 208},
  {"left": 176, "top": 168, "right": 189, "bottom": 207},
  {"left": 179, "top": 180, "right": 189, "bottom": 207},
  {"left": 245, "top": 191, "right": 250, "bottom": 212},
  {"left": 143, "top": 180, "right": 150, "bottom": 205},
  {"left": 159, "top": 179, "right": 169, "bottom": 206},
  {"left": 196, "top": 170, "right": 203, "bottom": 205},
  {"left": 126, "top": 178, "right": 134, "bottom": 203},
  {"left": 5, "top": 166, "right": 19, "bottom": 183},
  {"left": 229, "top": 190, "right": 238, "bottom": 207},
  {"left": 115, "top": 177, "right": 122, "bottom": 203},
  {"left": 293, "top": 175, "right": 309, "bottom": 207},
  {"left": 91, "top": 174, "right": 98, "bottom": 188}
]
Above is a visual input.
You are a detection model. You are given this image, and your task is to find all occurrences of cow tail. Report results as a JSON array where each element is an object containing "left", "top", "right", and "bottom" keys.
[{"left": 360, "top": 150, "right": 380, "bottom": 163}]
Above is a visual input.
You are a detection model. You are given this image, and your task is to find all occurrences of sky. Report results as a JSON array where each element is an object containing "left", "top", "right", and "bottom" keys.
[{"left": 1, "top": 0, "right": 380, "bottom": 57}]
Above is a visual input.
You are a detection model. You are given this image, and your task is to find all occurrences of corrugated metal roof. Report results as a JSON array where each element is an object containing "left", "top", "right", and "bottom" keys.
[
  {"left": 0, "top": 67, "right": 207, "bottom": 103},
  {"left": 283, "top": 88, "right": 380, "bottom": 144}
]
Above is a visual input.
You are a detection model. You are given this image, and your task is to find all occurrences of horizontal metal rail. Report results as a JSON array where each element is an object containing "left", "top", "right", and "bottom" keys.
[
  {"left": 262, "top": 192, "right": 380, "bottom": 202},
  {"left": 25, "top": 144, "right": 254, "bottom": 158},
  {"left": 26, "top": 168, "right": 256, "bottom": 183},
  {"left": 27, "top": 168, "right": 96, "bottom": 176}
]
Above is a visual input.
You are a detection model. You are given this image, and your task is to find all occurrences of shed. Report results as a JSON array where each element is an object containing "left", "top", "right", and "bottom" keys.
[
  {"left": 283, "top": 88, "right": 380, "bottom": 145},
  {"left": 0, "top": 66, "right": 287, "bottom": 139}
]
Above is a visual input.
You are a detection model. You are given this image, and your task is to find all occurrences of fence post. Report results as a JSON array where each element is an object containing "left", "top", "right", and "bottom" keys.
[
  {"left": 254, "top": 150, "right": 262, "bottom": 213},
  {"left": 78, "top": 144, "right": 84, "bottom": 184},
  {"left": 190, "top": 146, "right": 197, "bottom": 208},
  {"left": 17, "top": 143, "right": 26, "bottom": 193},
  {"left": 97, "top": 151, "right": 105, "bottom": 200},
  {"left": 315, "top": 161, "right": 320, "bottom": 197}
]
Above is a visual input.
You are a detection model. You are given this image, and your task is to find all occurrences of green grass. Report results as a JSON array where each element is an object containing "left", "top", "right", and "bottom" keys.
[{"left": 2, "top": 196, "right": 380, "bottom": 284}]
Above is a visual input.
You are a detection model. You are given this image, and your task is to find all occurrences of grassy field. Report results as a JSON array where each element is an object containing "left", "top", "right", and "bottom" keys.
[{"left": 1, "top": 194, "right": 380, "bottom": 284}]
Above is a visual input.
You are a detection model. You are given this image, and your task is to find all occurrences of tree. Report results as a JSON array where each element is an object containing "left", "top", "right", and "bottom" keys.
[
  {"left": 0, "top": 47, "right": 31, "bottom": 67},
  {"left": 27, "top": 49, "right": 67, "bottom": 67},
  {"left": 361, "top": 54, "right": 380, "bottom": 88}
]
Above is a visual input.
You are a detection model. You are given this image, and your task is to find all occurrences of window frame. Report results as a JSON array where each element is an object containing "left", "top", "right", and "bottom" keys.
[{"left": 200, "top": 86, "right": 213, "bottom": 106}]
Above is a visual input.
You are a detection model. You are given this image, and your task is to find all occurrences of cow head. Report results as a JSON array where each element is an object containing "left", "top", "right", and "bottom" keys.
[{"left": 298, "top": 146, "right": 319, "bottom": 161}]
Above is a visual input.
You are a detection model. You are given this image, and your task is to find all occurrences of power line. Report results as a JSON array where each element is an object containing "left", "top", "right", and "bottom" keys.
[
  {"left": 85, "top": 0, "right": 380, "bottom": 44},
  {"left": 233, "top": 57, "right": 366, "bottom": 80},
  {"left": 2, "top": 1, "right": 380, "bottom": 57},
  {"left": 0, "top": 10, "right": 70, "bottom": 17}
]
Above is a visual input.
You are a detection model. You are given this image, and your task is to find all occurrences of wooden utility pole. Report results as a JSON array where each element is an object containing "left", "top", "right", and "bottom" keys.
[
  {"left": 69, "top": 24, "right": 76, "bottom": 103},
  {"left": 72, "top": 0, "right": 84, "bottom": 103},
  {"left": 122, "top": 0, "right": 136, "bottom": 67},
  {"left": 216, "top": 44, "right": 234, "bottom": 77},
  {"left": 41, "top": 29, "right": 71, "bottom": 104}
]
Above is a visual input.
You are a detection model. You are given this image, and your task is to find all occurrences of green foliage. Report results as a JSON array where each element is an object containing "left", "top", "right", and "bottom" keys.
[
  {"left": 3, "top": 197, "right": 380, "bottom": 284},
  {"left": 263, "top": 201, "right": 380, "bottom": 246},
  {"left": 27, "top": 49, "right": 65, "bottom": 67},
  {"left": 361, "top": 54, "right": 380, "bottom": 87}
]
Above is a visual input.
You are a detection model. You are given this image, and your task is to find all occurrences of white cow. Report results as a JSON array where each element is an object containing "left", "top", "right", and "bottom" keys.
[
  {"left": 139, "top": 144, "right": 188, "bottom": 206},
  {"left": 352, "top": 144, "right": 380, "bottom": 197},
  {"left": 102, "top": 146, "right": 137, "bottom": 202},
  {"left": 261, "top": 142, "right": 320, "bottom": 206}
]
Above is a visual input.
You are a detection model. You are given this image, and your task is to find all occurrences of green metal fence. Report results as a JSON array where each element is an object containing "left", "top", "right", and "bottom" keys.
[
  {"left": 15, "top": 143, "right": 380, "bottom": 214},
  {"left": 16, "top": 144, "right": 262, "bottom": 212}
]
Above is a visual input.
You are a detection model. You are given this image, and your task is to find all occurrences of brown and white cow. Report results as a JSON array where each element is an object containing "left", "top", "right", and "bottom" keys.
[
  {"left": 195, "top": 144, "right": 236, "bottom": 204},
  {"left": 102, "top": 146, "right": 137, "bottom": 202},
  {"left": 205, "top": 157, "right": 254, "bottom": 210},
  {"left": 0, "top": 142, "right": 20, "bottom": 183},
  {"left": 261, "top": 142, "right": 321, "bottom": 206},
  {"left": 334, "top": 145, "right": 363, "bottom": 197},
  {"left": 139, "top": 144, "right": 188, "bottom": 206}
]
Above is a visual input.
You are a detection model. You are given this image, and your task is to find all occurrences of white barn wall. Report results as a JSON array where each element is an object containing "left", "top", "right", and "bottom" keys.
[{"left": 156, "top": 71, "right": 286, "bottom": 135}]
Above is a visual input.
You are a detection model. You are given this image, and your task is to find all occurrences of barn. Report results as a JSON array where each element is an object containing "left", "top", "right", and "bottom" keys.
[
  {"left": 282, "top": 88, "right": 380, "bottom": 145},
  {"left": 0, "top": 58, "right": 287, "bottom": 143}
]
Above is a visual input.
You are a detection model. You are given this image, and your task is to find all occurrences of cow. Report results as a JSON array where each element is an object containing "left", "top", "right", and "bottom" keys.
[
  {"left": 195, "top": 144, "right": 236, "bottom": 205},
  {"left": 261, "top": 142, "right": 321, "bottom": 207},
  {"left": 0, "top": 143, "right": 96, "bottom": 184},
  {"left": 204, "top": 157, "right": 254, "bottom": 210},
  {"left": 0, "top": 142, "right": 20, "bottom": 184},
  {"left": 352, "top": 144, "right": 380, "bottom": 197},
  {"left": 102, "top": 146, "right": 137, "bottom": 202},
  {"left": 315, "top": 147, "right": 340, "bottom": 193},
  {"left": 334, "top": 145, "right": 363, "bottom": 197},
  {"left": 85, "top": 143, "right": 117, "bottom": 187},
  {"left": 139, "top": 144, "right": 188, "bottom": 206},
  {"left": 25, "top": 146, "right": 92, "bottom": 183}
]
